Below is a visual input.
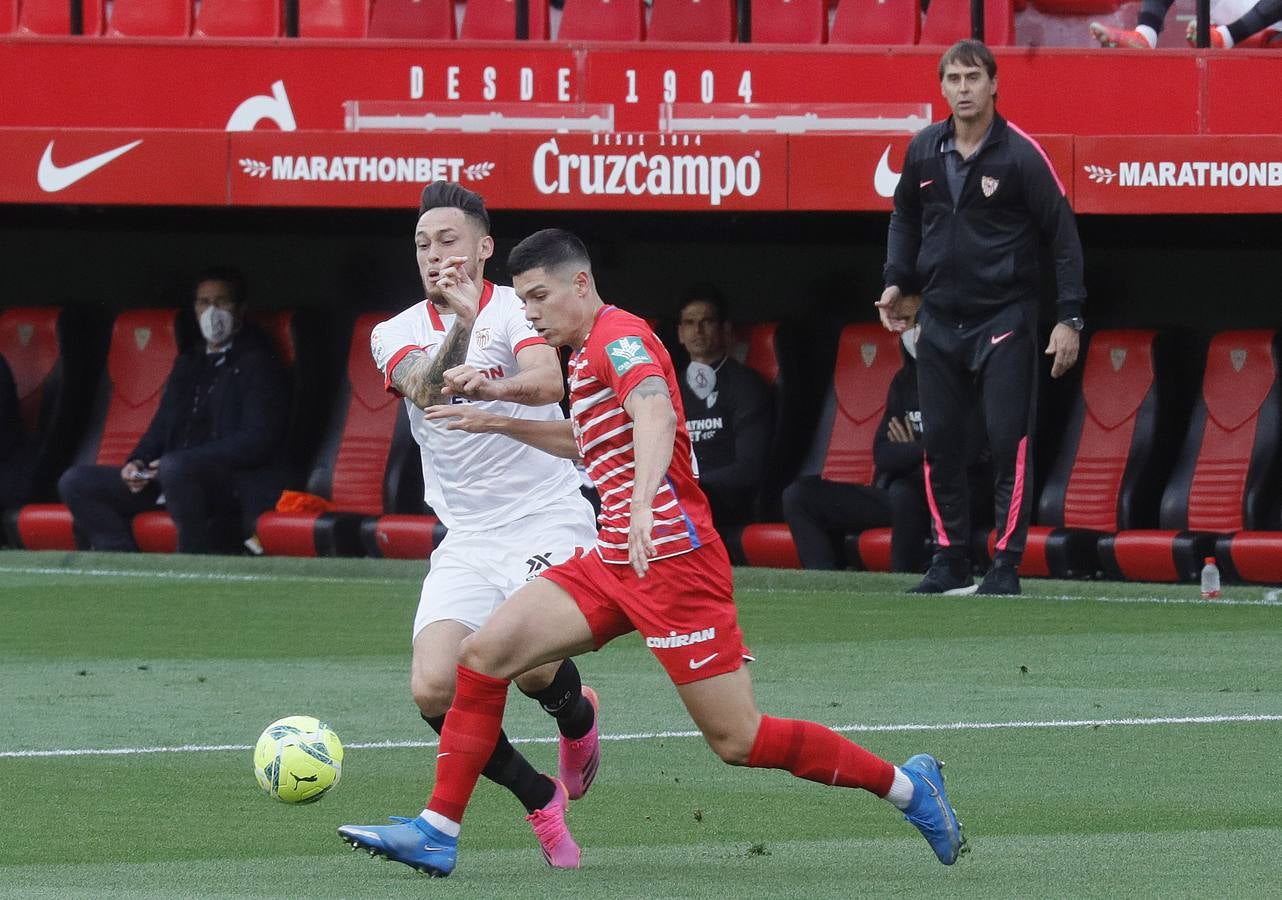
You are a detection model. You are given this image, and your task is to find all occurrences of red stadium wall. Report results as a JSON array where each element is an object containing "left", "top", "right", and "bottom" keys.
[{"left": 2, "top": 41, "right": 1282, "bottom": 213}]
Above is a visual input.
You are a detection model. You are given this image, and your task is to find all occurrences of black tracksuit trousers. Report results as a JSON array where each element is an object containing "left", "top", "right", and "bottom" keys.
[{"left": 917, "top": 301, "right": 1036, "bottom": 567}]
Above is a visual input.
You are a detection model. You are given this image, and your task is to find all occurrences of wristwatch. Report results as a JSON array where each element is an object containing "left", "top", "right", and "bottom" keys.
[{"left": 1060, "top": 316, "right": 1085, "bottom": 332}]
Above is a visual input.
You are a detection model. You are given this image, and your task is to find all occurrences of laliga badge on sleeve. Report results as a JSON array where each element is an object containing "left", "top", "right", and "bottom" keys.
[{"left": 686, "top": 361, "right": 718, "bottom": 406}]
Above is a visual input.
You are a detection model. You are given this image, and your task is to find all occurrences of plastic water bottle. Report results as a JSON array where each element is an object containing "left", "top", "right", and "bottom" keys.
[{"left": 1200, "top": 557, "right": 1221, "bottom": 600}]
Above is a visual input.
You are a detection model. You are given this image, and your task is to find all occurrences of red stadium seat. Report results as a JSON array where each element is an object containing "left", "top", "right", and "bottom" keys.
[
  {"left": 855, "top": 527, "right": 894, "bottom": 572},
  {"left": 299, "top": 0, "right": 369, "bottom": 37},
  {"left": 1222, "top": 530, "right": 1282, "bottom": 583},
  {"left": 816, "top": 325, "right": 902, "bottom": 487},
  {"left": 751, "top": 0, "right": 826, "bottom": 43},
  {"left": 360, "top": 513, "right": 446, "bottom": 559},
  {"left": 1100, "top": 331, "right": 1282, "bottom": 582},
  {"left": 255, "top": 314, "right": 427, "bottom": 557},
  {"left": 0, "top": 308, "right": 64, "bottom": 437},
  {"left": 194, "top": 0, "right": 282, "bottom": 37},
  {"left": 830, "top": 0, "right": 919, "bottom": 44},
  {"left": 1030, "top": 0, "right": 1118, "bottom": 13},
  {"left": 740, "top": 522, "right": 801, "bottom": 568},
  {"left": 556, "top": 0, "right": 645, "bottom": 41},
  {"left": 1017, "top": 330, "right": 1168, "bottom": 578},
  {"left": 368, "top": 0, "right": 454, "bottom": 38},
  {"left": 461, "top": 0, "right": 550, "bottom": 39},
  {"left": 648, "top": 0, "right": 736, "bottom": 41},
  {"left": 731, "top": 322, "right": 779, "bottom": 385},
  {"left": 920, "top": 0, "right": 1014, "bottom": 45},
  {"left": 17, "top": 0, "right": 104, "bottom": 34},
  {"left": 741, "top": 325, "right": 901, "bottom": 569},
  {"left": 0, "top": 308, "right": 100, "bottom": 527},
  {"left": 11, "top": 310, "right": 179, "bottom": 551},
  {"left": 729, "top": 320, "right": 796, "bottom": 520},
  {"left": 107, "top": 0, "right": 192, "bottom": 36}
]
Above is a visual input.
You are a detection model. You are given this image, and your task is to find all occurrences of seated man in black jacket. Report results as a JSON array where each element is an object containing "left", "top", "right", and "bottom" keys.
[
  {"left": 783, "top": 324, "right": 991, "bottom": 573},
  {"left": 674, "top": 285, "right": 774, "bottom": 547},
  {"left": 59, "top": 268, "right": 290, "bottom": 553}
]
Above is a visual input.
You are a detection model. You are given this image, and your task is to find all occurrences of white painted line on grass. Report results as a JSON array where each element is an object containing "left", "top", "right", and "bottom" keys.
[
  {"left": 5, "top": 564, "right": 1280, "bottom": 605},
  {"left": 4, "top": 712, "right": 1280, "bottom": 760},
  {"left": 0, "top": 565, "right": 407, "bottom": 585}
]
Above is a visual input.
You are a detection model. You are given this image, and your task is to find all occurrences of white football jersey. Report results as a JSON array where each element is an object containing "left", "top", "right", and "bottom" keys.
[{"left": 371, "top": 281, "right": 584, "bottom": 531}]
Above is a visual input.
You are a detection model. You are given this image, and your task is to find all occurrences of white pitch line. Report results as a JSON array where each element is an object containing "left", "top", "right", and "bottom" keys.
[
  {"left": 4, "top": 713, "right": 1280, "bottom": 760},
  {"left": 0, "top": 565, "right": 407, "bottom": 585},
  {"left": 5, "top": 564, "right": 1280, "bottom": 606}
]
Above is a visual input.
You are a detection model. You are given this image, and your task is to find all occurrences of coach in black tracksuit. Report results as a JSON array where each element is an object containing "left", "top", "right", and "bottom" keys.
[{"left": 878, "top": 40, "right": 1086, "bottom": 596}]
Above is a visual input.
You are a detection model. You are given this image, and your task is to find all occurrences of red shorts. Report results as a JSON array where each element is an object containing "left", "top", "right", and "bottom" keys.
[{"left": 541, "top": 538, "right": 748, "bottom": 685}]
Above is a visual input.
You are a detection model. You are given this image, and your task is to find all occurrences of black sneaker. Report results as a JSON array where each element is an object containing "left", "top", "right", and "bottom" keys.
[
  {"left": 908, "top": 556, "right": 977, "bottom": 595},
  {"left": 977, "top": 563, "right": 1021, "bottom": 596}
]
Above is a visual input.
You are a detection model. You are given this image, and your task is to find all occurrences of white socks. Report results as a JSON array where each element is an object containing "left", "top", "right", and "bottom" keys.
[
  {"left": 421, "top": 810, "right": 461, "bottom": 837},
  {"left": 1216, "top": 25, "right": 1235, "bottom": 47},
  {"left": 1137, "top": 24, "right": 1159, "bottom": 47},
  {"left": 886, "top": 766, "right": 916, "bottom": 811}
]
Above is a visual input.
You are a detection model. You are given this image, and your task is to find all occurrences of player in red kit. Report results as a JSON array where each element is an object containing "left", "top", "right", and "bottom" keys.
[{"left": 338, "top": 228, "right": 969, "bottom": 877}]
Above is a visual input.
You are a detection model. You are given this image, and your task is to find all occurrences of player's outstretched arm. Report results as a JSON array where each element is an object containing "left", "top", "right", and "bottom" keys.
[
  {"left": 622, "top": 376, "right": 677, "bottom": 577},
  {"left": 441, "top": 343, "right": 565, "bottom": 405},
  {"left": 423, "top": 404, "right": 580, "bottom": 459}
]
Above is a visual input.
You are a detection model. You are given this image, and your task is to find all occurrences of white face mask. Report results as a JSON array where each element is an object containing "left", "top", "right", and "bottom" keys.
[
  {"left": 199, "top": 306, "right": 236, "bottom": 346},
  {"left": 686, "top": 361, "right": 717, "bottom": 402}
]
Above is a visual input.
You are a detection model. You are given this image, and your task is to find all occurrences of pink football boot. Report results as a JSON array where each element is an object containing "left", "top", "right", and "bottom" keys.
[
  {"left": 525, "top": 777, "right": 581, "bottom": 869},
  {"left": 559, "top": 686, "right": 600, "bottom": 800}
]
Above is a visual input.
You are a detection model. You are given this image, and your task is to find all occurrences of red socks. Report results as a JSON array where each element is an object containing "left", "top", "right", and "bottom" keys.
[
  {"left": 426, "top": 666, "right": 510, "bottom": 823},
  {"left": 747, "top": 714, "right": 895, "bottom": 797}
]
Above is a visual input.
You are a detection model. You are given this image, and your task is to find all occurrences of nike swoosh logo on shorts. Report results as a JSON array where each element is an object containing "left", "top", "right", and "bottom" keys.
[
  {"left": 991, "top": 330, "right": 1015, "bottom": 345},
  {"left": 689, "top": 653, "right": 719, "bottom": 670},
  {"left": 37, "top": 139, "right": 144, "bottom": 193},
  {"left": 919, "top": 179, "right": 934, "bottom": 188}
]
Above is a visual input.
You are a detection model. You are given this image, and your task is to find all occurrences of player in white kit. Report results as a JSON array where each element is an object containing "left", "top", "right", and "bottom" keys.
[{"left": 363, "top": 182, "right": 599, "bottom": 870}]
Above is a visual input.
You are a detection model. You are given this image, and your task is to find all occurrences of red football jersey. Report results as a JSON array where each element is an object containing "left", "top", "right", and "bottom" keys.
[{"left": 569, "top": 305, "right": 715, "bottom": 565}]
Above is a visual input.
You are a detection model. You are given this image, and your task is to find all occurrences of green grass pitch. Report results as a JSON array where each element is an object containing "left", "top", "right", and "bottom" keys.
[{"left": 2, "top": 550, "right": 1281, "bottom": 898}]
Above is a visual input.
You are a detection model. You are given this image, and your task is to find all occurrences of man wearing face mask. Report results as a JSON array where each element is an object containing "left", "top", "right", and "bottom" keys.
[
  {"left": 783, "top": 323, "right": 992, "bottom": 573},
  {"left": 59, "top": 268, "right": 289, "bottom": 553},
  {"left": 674, "top": 285, "right": 773, "bottom": 557}
]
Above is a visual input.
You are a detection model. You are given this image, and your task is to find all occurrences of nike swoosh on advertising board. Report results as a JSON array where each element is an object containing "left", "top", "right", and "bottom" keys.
[
  {"left": 37, "top": 139, "right": 144, "bottom": 193},
  {"left": 874, "top": 145, "right": 902, "bottom": 199}
]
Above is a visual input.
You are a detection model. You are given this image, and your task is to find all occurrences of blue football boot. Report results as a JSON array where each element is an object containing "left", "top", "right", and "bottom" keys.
[
  {"left": 901, "top": 754, "right": 969, "bottom": 865},
  {"left": 338, "top": 815, "right": 458, "bottom": 877}
]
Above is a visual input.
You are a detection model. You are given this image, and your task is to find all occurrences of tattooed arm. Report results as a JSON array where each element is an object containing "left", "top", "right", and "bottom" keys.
[{"left": 390, "top": 319, "right": 472, "bottom": 409}]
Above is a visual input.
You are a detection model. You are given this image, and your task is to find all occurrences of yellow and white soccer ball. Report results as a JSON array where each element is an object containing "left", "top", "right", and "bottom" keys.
[{"left": 253, "top": 716, "right": 344, "bottom": 803}]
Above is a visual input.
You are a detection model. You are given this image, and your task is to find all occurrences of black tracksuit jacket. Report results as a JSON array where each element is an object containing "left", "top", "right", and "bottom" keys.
[{"left": 883, "top": 112, "right": 1086, "bottom": 322}]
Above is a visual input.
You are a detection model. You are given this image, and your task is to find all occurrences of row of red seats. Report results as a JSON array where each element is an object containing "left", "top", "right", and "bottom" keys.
[
  {"left": 741, "top": 326, "right": 1282, "bottom": 585},
  {"left": 0, "top": 305, "right": 774, "bottom": 559},
  {"left": 0, "top": 0, "right": 1105, "bottom": 44},
  {"left": 8, "top": 306, "right": 1279, "bottom": 583}
]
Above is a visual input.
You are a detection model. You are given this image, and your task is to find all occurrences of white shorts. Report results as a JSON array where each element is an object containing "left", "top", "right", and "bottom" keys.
[{"left": 411, "top": 492, "right": 597, "bottom": 640}]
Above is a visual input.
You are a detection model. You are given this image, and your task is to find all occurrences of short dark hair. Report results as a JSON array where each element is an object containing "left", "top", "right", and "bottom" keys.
[
  {"left": 508, "top": 228, "right": 592, "bottom": 279},
  {"left": 418, "top": 181, "right": 491, "bottom": 234},
  {"left": 194, "top": 266, "right": 248, "bottom": 306},
  {"left": 938, "top": 39, "right": 997, "bottom": 80},
  {"left": 680, "top": 283, "right": 728, "bottom": 323}
]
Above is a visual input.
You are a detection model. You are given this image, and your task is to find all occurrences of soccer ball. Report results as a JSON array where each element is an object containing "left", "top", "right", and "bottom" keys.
[{"left": 253, "top": 716, "right": 344, "bottom": 803}]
